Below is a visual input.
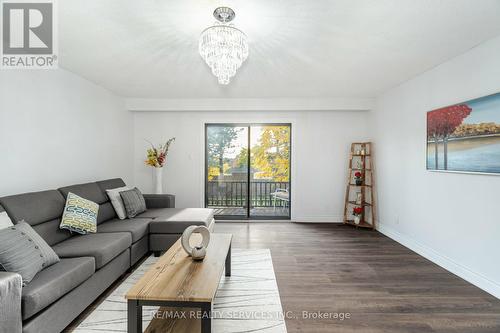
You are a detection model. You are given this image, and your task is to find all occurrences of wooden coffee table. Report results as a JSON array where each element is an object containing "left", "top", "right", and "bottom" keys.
[{"left": 125, "top": 233, "right": 232, "bottom": 333}]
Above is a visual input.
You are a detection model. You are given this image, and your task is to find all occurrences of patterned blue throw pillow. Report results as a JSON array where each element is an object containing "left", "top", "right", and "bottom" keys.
[{"left": 60, "top": 192, "right": 99, "bottom": 234}]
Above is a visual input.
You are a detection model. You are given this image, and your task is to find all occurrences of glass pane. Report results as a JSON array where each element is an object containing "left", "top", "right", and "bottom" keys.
[
  {"left": 250, "top": 125, "right": 291, "bottom": 218},
  {"left": 206, "top": 125, "right": 248, "bottom": 217}
]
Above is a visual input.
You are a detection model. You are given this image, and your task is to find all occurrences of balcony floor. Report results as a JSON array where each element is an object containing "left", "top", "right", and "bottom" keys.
[{"left": 211, "top": 206, "right": 290, "bottom": 218}]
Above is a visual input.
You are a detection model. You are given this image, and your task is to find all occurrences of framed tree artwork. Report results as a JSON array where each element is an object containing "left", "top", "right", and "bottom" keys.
[{"left": 426, "top": 92, "right": 500, "bottom": 174}]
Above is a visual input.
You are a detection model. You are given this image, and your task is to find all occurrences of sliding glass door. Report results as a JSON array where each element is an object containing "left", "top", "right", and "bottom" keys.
[
  {"left": 206, "top": 125, "right": 248, "bottom": 218},
  {"left": 205, "top": 124, "right": 291, "bottom": 220},
  {"left": 249, "top": 125, "right": 291, "bottom": 218}
]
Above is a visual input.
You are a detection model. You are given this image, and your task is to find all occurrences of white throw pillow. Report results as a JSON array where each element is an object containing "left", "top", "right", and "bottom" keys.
[
  {"left": 0, "top": 211, "right": 14, "bottom": 230},
  {"left": 106, "top": 186, "right": 132, "bottom": 219}
]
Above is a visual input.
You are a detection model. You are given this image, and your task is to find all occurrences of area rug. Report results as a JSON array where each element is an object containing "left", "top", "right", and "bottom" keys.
[{"left": 74, "top": 249, "right": 287, "bottom": 333}]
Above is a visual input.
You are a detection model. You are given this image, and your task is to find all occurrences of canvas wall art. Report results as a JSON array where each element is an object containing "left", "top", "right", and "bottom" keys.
[{"left": 427, "top": 92, "right": 500, "bottom": 174}]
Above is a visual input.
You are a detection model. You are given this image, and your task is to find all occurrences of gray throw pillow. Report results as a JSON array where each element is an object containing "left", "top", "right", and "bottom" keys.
[
  {"left": 120, "top": 188, "right": 147, "bottom": 218},
  {"left": 0, "top": 221, "right": 60, "bottom": 285}
]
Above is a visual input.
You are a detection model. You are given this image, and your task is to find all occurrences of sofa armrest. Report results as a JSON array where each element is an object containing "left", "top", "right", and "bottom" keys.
[
  {"left": 143, "top": 194, "right": 175, "bottom": 209},
  {"left": 0, "top": 272, "right": 22, "bottom": 333}
]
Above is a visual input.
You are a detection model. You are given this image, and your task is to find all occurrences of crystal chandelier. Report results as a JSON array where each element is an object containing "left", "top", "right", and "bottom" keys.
[{"left": 199, "top": 7, "right": 249, "bottom": 85}]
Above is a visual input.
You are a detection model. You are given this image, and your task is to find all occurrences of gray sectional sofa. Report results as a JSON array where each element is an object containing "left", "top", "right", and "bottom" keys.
[{"left": 0, "top": 178, "right": 215, "bottom": 333}]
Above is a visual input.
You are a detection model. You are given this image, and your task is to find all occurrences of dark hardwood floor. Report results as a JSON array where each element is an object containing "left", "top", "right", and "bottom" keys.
[
  {"left": 215, "top": 223, "right": 500, "bottom": 333},
  {"left": 65, "top": 222, "right": 500, "bottom": 332}
]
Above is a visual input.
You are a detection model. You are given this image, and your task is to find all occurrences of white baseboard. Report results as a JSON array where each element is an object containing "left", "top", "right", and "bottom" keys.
[
  {"left": 214, "top": 215, "right": 343, "bottom": 223},
  {"left": 378, "top": 223, "right": 500, "bottom": 299},
  {"left": 292, "top": 215, "right": 343, "bottom": 223}
]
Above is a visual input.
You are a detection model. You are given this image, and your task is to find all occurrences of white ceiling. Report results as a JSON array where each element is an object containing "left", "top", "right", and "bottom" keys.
[{"left": 60, "top": 0, "right": 500, "bottom": 99}]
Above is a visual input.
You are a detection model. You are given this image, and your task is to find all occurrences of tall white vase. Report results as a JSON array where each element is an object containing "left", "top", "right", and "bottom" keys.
[{"left": 154, "top": 167, "right": 163, "bottom": 194}]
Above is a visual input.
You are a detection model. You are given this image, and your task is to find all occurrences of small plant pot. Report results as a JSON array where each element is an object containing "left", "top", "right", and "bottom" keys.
[
  {"left": 354, "top": 216, "right": 361, "bottom": 225},
  {"left": 355, "top": 179, "right": 363, "bottom": 186}
]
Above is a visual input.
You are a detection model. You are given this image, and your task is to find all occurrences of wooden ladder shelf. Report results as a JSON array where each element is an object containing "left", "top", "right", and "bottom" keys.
[{"left": 343, "top": 142, "right": 376, "bottom": 229}]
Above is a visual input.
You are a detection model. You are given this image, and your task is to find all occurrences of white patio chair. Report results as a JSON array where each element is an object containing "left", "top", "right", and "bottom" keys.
[{"left": 271, "top": 188, "right": 289, "bottom": 211}]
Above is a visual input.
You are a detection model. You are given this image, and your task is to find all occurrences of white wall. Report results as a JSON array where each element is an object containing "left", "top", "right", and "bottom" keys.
[
  {"left": 0, "top": 69, "right": 133, "bottom": 196},
  {"left": 133, "top": 111, "right": 370, "bottom": 221},
  {"left": 372, "top": 35, "right": 500, "bottom": 298}
]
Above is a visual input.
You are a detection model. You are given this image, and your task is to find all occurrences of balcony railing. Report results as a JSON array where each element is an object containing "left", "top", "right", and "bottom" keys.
[{"left": 207, "top": 181, "right": 289, "bottom": 207}]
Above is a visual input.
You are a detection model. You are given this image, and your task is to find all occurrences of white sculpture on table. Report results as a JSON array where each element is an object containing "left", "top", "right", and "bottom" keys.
[{"left": 181, "top": 225, "right": 211, "bottom": 261}]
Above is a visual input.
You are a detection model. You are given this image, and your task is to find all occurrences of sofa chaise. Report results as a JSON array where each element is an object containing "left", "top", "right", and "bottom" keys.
[{"left": 0, "top": 178, "right": 215, "bottom": 333}]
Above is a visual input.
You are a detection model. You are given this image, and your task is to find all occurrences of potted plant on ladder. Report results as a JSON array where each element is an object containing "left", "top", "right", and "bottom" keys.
[
  {"left": 354, "top": 171, "right": 363, "bottom": 186},
  {"left": 353, "top": 206, "right": 363, "bottom": 225}
]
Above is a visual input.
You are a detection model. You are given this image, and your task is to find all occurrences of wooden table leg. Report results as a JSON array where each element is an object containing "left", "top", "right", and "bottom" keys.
[
  {"left": 225, "top": 242, "right": 231, "bottom": 277},
  {"left": 127, "top": 300, "right": 142, "bottom": 333}
]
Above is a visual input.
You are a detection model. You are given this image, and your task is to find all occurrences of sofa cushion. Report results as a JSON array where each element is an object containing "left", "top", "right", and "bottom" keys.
[
  {"left": 98, "top": 218, "right": 151, "bottom": 243},
  {"left": 32, "top": 219, "right": 73, "bottom": 247},
  {"left": 59, "top": 182, "right": 116, "bottom": 224},
  {"left": 143, "top": 194, "right": 175, "bottom": 209},
  {"left": 97, "top": 202, "right": 118, "bottom": 224},
  {"left": 97, "top": 179, "right": 129, "bottom": 220},
  {"left": 96, "top": 178, "right": 127, "bottom": 193},
  {"left": 136, "top": 208, "right": 176, "bottom": 219},
  {"left": 148, "top": 208, "right": 215, "bottom": 234},
  {"left": 58, "top": 182, "right": 108, "bottom": 205},
  {"left": 0, "top": 190, "right": 65, "bottom": 225},
  {"left": 60, "top": 193, "right": 98, "bottom": 235},
  {"left": 0, "top": 190, "right": 72, "bottom": 245},
  {"left": 22, "top": 257, "right": 95, "bottom": 320},
  {"left": 52, "top": 232, "right": 131, "bottom": 269}
]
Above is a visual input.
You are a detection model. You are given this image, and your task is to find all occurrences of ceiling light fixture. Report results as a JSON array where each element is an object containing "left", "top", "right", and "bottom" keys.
[{"left": 199, "top": 7, "right": 249, "bottom": 85}]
